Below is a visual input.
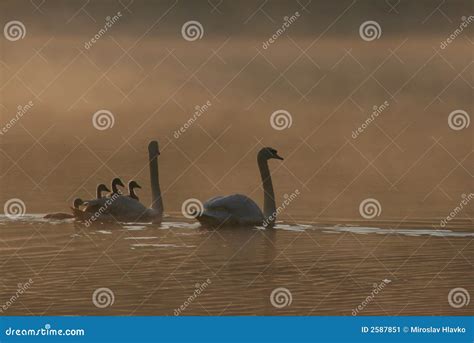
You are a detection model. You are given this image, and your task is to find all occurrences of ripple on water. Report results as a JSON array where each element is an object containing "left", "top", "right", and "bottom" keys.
[
  {"left": 96, "top": 230, "right": 112, "bottom": 235},
  {"left": 123, "top": 225, "right": 147, "bottom": 231},
  {"left": 124, "top": 237, "right": 158, "bottom": 240},
  {"left": 0, "top": 215, "right": 472, "bottom": 238},
  {"left": 130, "top": 243, "right": 196, "bottom": 249},
  {"left": 273, "top": 223, "right": 474, "bottom": 237},
  {"left": 0, "top": 214, "right": 471, "bottom": 316},
  {"left": 160, "top": 221, "right": 200, "bottom": 230},
  {"left": 325, "top": 226, "right": 474, "bottom": 238}
]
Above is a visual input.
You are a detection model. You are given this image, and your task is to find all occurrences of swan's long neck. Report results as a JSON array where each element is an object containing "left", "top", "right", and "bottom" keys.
[
  {"left": 97, "top": 186, "right": 106, "bottom": 199},
  {"left": 112, "top": 182, "right": 120, "bottom": 195},
  {"left": 258, "top": 157, "right": 276, "bottom": 225},
  {"left": 149, "top": 143, "right": 163, "bottom": 216}
]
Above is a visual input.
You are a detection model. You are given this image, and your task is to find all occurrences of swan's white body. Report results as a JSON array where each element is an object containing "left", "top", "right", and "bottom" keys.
[
  {"left": 74, "top": 141, "right": 163, "bottom": 224},
  {"left": 198, "top": 194, "right": 264, "bottom": 226},
  {"left": 196, "top": 147, "right": 283, "bottom": 228}
]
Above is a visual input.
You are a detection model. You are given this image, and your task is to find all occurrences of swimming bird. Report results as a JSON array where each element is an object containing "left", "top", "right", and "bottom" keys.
[
  {"left": 80, "top": 184, "right": 111, "bottom": 213},
  {"left": 72, "top": 197, "right": 116, "bottom": 223},
  {"left": 70, "top": 198, "right": 85, "bottom": 218},
  {"left": 195, "top": 147, "right": 283, "bottom": 228},
  {"left": 79, "top": 141, "right": 164, "bottom": 223},
  {"left": 44, "top": 198, "right": 83, "bottom": 220},
  {"left": 72, "top": 198, "right": 84, "bottom": 209},
  {"left": 110, "top": 177, "right": 125, "bottom": 196},
  {"left": 96, "top": 184, "right": 111, "bottom": 199},
  {"left": 69, "top": 184, "right": 109, "bottom": 216},
  {"left": 128, "top": 181, "right": 141, "bottom": 201}
]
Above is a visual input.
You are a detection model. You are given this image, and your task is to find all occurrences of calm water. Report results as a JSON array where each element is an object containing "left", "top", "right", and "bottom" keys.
[
  {"left": 1, "top": 0, "right": 472, "bottom": 320},
  {"left": 1, "top": 215, "right": 472, "bottom": 316}
]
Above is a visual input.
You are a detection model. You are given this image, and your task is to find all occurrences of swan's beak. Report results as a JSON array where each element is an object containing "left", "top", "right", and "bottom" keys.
[{"left": 274, "top": 153, "right": 284, "bottom": 160}]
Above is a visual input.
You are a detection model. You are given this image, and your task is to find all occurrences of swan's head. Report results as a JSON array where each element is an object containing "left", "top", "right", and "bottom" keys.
[
  {"left": 73, "top": 198, "right": 83, "bottom": 209},
  {"left": 112, "top": 177, "right": 125, "bottom": 188},
  {"left": 97, "top": 184, "right": 111, "bottom": 194},
  {"left": 258, "top": 147, "right": 284, "bottom": 161},
  {"left": 128, "top": 180, "right": 141, "bottom": 190},
  {"left": 148, "top": 141, "right": 160, "bottom": 157}
]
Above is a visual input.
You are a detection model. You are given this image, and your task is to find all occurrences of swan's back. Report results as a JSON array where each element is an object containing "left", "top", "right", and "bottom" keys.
[
  {"left": 82, "top": 196, "right": 153, "bottom": 222},
  {"left": 199, "top": 194, "right": 264, "bottom": 227}
]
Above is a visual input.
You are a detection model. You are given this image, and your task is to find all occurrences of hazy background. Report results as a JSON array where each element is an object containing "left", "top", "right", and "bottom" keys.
[
  {"left": 1, "top": 0, "right": 472, "bottom": 224},
  {"left": 0, "top": 0, "right": 473, "bottom": 318}
]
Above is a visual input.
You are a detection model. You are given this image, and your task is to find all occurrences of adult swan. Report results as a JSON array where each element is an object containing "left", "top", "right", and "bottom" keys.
[
  {"left": 195, "top": 147, "right": 283, "bottom": 228},
  {"left": 78, "top": 141, "right": 164, "bottom": 224}
]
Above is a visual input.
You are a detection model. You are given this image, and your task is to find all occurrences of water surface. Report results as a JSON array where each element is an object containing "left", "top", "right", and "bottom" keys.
[{"left": 1, "top": 215, "right": 472, "bottom": 316}]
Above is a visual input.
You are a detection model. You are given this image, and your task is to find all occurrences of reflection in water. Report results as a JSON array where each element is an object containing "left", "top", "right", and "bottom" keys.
[{"left": 0, "top": 215, "right": 472, "bottom": 316}]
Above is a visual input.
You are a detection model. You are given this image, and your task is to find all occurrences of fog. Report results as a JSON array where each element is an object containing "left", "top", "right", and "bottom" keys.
[{"left": 1, "top": 0, "right": 472, "bottom": 223}]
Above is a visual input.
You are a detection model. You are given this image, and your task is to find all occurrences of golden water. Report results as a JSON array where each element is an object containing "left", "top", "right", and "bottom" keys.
[{"left": 1, "top": 215, "right": 472, "bottom": 315}]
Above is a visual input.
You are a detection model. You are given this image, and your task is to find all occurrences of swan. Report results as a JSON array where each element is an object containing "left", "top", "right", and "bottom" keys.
[
  {"left": 127, "top": 180, "right": 141, "bottom": 201},
  {"left": 78, "top": 141, "right": 164, "bottom": 223},
  {"left": 195, "top": 147, "right": 283, "bottom": 228},
  {"left": 72, "top": 198, "right": 84, "bottom": 210},
  {"left": 67, "top": 184, "right": 108, "bottom": 216},
  {"left": 78, "top": 184, "right": 110, "bottom": 213},
  {"left": 110, "top": 177, "right": 125, "bottom": 196},
  {"left": 96, "top": 184, "right": 111, "bottom": 199},
  {"left": 44, "top": 198, "right": 83, "bottom": 220}
]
